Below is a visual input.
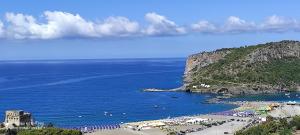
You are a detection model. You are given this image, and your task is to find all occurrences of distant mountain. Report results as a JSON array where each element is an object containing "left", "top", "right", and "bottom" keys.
[{"left": 184, "top": 40, "right": 300, "bottom": 95}]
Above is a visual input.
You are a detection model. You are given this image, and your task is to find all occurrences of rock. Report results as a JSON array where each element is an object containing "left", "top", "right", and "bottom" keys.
[
  {"left": 184, "top": 48, "right": 232, "bottom": 84},
  {"left": 247, "top": 40, "right": 300, "bottom": 63}
]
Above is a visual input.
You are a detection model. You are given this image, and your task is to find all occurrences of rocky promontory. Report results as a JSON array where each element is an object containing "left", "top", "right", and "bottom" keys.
[{"left": 183, "top": 40, "right": 300, "bottom": 95}]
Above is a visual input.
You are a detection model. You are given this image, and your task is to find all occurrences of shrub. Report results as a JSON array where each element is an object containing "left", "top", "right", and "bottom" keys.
[
  {"left": 17, "top": 128, "right": 82, "bottom": 135},
  {"left": 234, "top": 117, "right": 300, "bottom": 135},
  {"left": 290, "top": 116, "right": 300, "bottom": 130}
]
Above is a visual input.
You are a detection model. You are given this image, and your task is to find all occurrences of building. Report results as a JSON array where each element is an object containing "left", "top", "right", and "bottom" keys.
[
  {"left": 287, "top": 101, "right": 297, "bottom": 105},
  {"left": 186, "top": 118, "right": 208, "bottom": 124},
  {"left": 4, "top": 110, "right": 33, "bottom": 128}
]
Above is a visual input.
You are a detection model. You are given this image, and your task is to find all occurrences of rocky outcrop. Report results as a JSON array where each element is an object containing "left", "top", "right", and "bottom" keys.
[
  {"left": 247, "top": 40, "right": 300, "bottom": 63},
  {"left": 183, "top": 40, "right": 300, "bottom": 95},
  {"left": 184, "top": 49, "right": 232, "bottom": 83}
]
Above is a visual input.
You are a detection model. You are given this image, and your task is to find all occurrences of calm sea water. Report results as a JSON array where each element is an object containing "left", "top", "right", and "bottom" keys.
[
  {"left": 1, "top": 58, "right": 296, "bottom": 127},
  {"left": 0, "top": 58, "right": 236, "bottom": 127}
]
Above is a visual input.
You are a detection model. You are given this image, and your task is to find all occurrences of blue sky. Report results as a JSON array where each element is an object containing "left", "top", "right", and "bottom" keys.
[{"left": 1, "top": 0, "right": 300, "bottom": 60}]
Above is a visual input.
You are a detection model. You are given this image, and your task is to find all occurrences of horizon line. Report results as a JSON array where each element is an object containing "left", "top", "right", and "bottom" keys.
[{"left": 0, "top": 57, "right": 187, "bottom": 62}]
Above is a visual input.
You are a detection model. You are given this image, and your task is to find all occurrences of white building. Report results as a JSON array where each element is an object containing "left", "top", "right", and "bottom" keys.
[{"left": 186, "top": 118, "right": 208, "bottom": 124}]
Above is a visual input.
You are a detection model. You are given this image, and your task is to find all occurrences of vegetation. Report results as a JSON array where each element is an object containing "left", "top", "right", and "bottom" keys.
[
  {"left": 17, "top": 128, "right": 82, "bottom": 135},
  {"left": 240, "top": 59, "right": 300, "bottom": 88},
  {"left": 191, "top": 41, "right": 300, "bottom": 90},
  {"left": 167, "top": 131, "right": 177, "bottom": 135},
  {"left": 235, "top": 116, "right": 300, "bottom": 135},
  {"left": 0, "top": 128, "right": 82, "bottom": 135},
  {"left": 0, "top": 129, "right": 7, "bottom": 134}
]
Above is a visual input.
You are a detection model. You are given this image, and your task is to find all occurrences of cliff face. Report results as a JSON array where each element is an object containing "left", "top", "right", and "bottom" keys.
[
  {"left": 184, "top": 40, "right": 300, "bottom": 95},
  {"left": 247, "top": 41, "right": 300, "bottom": 63},
  {"left": 184, "top": 49, "right": 232, "bottom": 83}
]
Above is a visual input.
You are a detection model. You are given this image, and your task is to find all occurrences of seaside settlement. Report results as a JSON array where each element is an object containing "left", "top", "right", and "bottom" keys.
[
  {"left": 80, "top": 100, "right": 300, "bottom": 135},
  {"left": 1, "top": 100, "right": 300, "bottom": 135}
]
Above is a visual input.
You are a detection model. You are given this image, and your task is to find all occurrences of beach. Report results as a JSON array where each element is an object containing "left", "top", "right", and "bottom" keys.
[{"left": 85, "top": 101, "right": 300, "bottom": 135}]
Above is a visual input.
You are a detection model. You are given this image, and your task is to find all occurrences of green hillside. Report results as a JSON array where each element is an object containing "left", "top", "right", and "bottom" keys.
[{"left": 185, "top": 40, "right": 300, "bottom": 93}]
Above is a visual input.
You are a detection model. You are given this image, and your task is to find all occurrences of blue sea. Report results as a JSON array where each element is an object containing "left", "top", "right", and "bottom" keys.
[{"left": 0, "top": 58, "right": 298, "bottom": 127}]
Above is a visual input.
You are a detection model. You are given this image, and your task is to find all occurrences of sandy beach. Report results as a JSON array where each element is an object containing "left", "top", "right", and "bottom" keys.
[{"left": 85, "top": 101, "right": 300, "bottom": 135}]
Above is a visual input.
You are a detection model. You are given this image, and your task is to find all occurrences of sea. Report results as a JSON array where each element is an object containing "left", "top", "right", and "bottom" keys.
[{"left": 0, "top": 58, "right": 298, "bottom": 127}]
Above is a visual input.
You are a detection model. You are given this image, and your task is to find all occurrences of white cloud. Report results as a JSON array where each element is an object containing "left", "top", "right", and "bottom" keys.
[
  {"left": 0, "top": 20, "right": 4, "bottom": 38},
  {"left": 260, "top": 15, "right": 298, "bottom": 32},
  {"left": 143, "top": 12, "right": 186, "bottom": 36},
  {"left": 43, "top": 11, "right": 97, "bottom": 38},
  {"left": 222, "top": 16, "right": 256, "bottom": 33},
  {"left": 4, "top": 11, "right": 140, "bottom": 39},
  {"left": 5, "top": 13, "right": 42, "bottom": 39},
  {"left": 95, "top": 16, "right": 140, "bottom": 37},
  {"left": 5, "top": 11, "right": 96, "bottom": 39},
  {"left": 191, "top": 20, "right": 217, "bottom": 33},
  {"left": 1, "top": 12, "right": 300, "bottom": 40}
]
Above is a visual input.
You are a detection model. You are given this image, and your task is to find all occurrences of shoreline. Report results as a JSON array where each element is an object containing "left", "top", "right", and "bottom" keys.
[
  {"left": 143, "top": 86, "right": 185, "bottom": 92},
  {"left": 84, "top": 99, "right": 300, "bottom": 135}
]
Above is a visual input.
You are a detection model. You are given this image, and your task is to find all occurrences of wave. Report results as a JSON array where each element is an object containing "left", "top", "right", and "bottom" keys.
[{"left": 0, "top": 70, "right": 182, "bottom": 91}]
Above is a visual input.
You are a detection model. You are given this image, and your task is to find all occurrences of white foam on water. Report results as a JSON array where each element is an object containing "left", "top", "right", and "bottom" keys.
[{"left": 0, "top": 70, "right": 182, "bottom": 91}]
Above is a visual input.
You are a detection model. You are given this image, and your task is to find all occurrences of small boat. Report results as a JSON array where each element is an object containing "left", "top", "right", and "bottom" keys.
[{"left": 154, "top": 105, "right": 159, "bottom": 108}]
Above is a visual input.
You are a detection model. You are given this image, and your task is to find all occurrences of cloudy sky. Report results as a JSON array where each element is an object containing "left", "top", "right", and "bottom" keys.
[{"left": 1, "top": 0, "right": 300, "bottom": 60}]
